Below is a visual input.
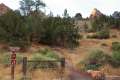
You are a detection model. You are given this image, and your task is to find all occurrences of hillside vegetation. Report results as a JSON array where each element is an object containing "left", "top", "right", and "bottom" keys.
[{"left": 0, "top": 0, "right": 120, "bottom": 79}]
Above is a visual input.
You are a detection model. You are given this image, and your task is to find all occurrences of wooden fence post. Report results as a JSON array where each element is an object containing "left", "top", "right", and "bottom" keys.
[
  {"left": 22, "top": 57, "right": 27, "bottom": 80},
  {"left": 60, "top": 58, "right": 65, "bottom": 80},
  {"left": 61, "top": 58, "right": 65, "bottom": 68}
]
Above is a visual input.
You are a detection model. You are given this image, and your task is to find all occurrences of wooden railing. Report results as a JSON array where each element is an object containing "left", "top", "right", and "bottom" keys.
[{"left": 22, "top": 57, "right": 65, "bottom": 80}]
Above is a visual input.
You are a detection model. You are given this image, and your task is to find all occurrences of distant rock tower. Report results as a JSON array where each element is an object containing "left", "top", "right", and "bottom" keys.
[
  {"left": 90, "top": 8, "right": 103, "bottom": 19},
  {"left": 0, "top": 3, "right": 10, "bottom": 15}
]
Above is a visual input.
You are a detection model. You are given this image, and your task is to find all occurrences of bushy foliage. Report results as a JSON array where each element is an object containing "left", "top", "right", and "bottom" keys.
[
  {"left": 110, "top": 42, "right": 120, "bottom": 67},
  {"left": 91, "top": 15, "right": 109, "bottom": 32},
  {"left": 101, "top": 43, "right": 108, "bottom": 47},
  {"left": 80, "top": 47, "right": 120, "bottom": 69},
  {"left": 80, "top": 50, "right": 111, "bottom": 70},
  {"left": 31, "top": 48, "right": 59, "bottom": 60},
  {"left": 91, "top": 15, "right": 120, "bottom": 32},
  {"left": 112, "top": 42, "right": 120, "bottom": 51},
  {"left": 0, "top": 9, "right": 80, "bottom": 50},
  {"left": 87, "top": 30, "right": 110, "bottom": 39},
  {"left": 87, "top": 50, "right": 109, "bottom": 65},
  {"left": 96, "top": 29, "right": 110, "bottom": 39},
  {"left": 28, "top": 8, "right": 80, "bottom": 49},
  {"left": 27, "top": 15, "right": 81, "bottom": 48},
  {"left": 111, "top": 51, "right": 120, "bottom": 67},
  {"left": 109, "top": 16, "right": 120, "bottom": 29},
  {"left": 85, "top": 64, "right": 101, "bottom": 70},
  {"left": 0, "top": 11, "right": 30, "bottom": 49},
  {"left": 28, "top": 48, "right": 59, "bottom": 70},
  {"left": 87, "top": 34, "right": 98, "bottom": 39}
]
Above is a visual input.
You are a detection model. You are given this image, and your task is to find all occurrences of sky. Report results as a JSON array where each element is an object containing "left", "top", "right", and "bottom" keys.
[{"left": 0, "top": 0, "right": 120, "bottom": 17}]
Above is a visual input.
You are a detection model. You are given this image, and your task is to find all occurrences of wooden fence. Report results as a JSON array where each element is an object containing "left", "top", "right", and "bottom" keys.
[{"left": 22, "top": 57, "right": 65, "bottom": 80}]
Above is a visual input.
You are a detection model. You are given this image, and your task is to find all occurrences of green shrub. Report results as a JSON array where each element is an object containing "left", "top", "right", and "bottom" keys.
[
  {"left": 101, "top": 43, "right": 108, "bottom": 47},
  {"left": 110, "top": 51, "right": 120, "bottom": 67},
  {"left": 80, "top": 50, "right": 111, "bottom": 70},
  {"left": 87, "top": 34, "right": 97, "bottom": 39},
  {"left": 0, "top": 11, "right": 31, "bottom": 49},
  {"left": 37, "top": 48, "right": 59, "bottom": 60},
  {"left": 85, "top": 64, "right": 101, "bottom": 70},
  {"left": 40, "top": 17, "right": 81, "bottom": 48},
  {"left": 112, "top": 42, "right": 120, "bottom": 51},
  {"left": 91, "top": 15, "right": 110, "bottom": 32},
  {"left": 0, "top": 10, "right": 81, "bottom": 50},
  {"left": 0, "top": 53, "right": 10, "bottom": 67},
  {"left": 87, "top": 30, "right": 110, "bottom": 39},
  {"left": 110, "top": 42, "right": 120, "bottom": 67},
  {"left": 96, "top": 30, "right": 110, "bottom": 39},
  {"left": 79, "top": 60, "right": 101, "bottom": 71},
  {"left": 87, "top": 50, "right": 109, "bottom": 65},
  {"left": 28, "top": 48, "right": 59, "bottom": 70}
]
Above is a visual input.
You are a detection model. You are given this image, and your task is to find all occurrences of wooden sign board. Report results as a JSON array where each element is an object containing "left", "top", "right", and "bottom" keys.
[{"left": 10, "top": 47, "right": 20, "bottom": 52}]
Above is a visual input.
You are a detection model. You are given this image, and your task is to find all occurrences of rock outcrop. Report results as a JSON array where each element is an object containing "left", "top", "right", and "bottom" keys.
[
  {"left": 0, "top": 3, "right": 10, "bottom": 15},
  {"left": 112, "top": 11, "right": 120, "bottom": 19},
  {"left": 90, "top": 8, "right": 103, "bottom": 19}
]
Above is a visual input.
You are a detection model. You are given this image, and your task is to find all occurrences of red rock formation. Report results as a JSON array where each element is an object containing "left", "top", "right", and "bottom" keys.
[
  {"left": 90, "top": 8, "right": 103, "bottom": 19},
  {"left": 0, "top": 3, "right": 11, "bottom": 15}
]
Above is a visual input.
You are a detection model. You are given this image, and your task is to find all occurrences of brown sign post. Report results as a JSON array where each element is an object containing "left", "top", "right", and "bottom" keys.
[
  {"left": 10, "top": 47, "right": 20, "bottom": 80},
  {"left": 22, "top": 57, "right": 27, "bottom": 80}
]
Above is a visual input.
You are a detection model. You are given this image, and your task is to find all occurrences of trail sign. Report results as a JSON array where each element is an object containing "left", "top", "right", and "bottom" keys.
[
  {"left": 10, "top": 47, "right": 20, "bottom": 52},
  {"left": 10, "top": 47, "right": 19, "bottom": 65},
  {"left": 11, "top": 53, "right": 16, "bottom": 65},
  {"left": 9, "top": 47, "right": 20, "bottom": 80}
]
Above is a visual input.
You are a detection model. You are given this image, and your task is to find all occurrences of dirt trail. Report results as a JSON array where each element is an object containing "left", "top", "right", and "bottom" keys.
[
  {"left": 65, "top": 59, "right": 92, "bottom": 80},
  {"left": 54, "top": 48, "right": 92, "bottom": 80}
]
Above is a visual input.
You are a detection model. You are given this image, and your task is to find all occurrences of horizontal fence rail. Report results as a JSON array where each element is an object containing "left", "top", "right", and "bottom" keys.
[{"left": 22, "top": 57, "right": 65, "bottom": 80}]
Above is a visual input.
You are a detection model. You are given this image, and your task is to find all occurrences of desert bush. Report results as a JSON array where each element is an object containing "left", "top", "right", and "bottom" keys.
[
  {"left": 79, "top": 61, "right": 101, "bottom": 71},
  {"left": 87, "top": 50, "right": 109, "bottom": 65},
  {"left": 87, "top": 30, "right": 110, "bottom": 39},
  {"left": 110, "top": 51, "right": 120, "bottom": 67},
  {"left": 85, "top": 64, "right": 101, "bottom": 70},
  {"left": 37, "top": 48, "right": 60, "bottom": 60},
  {"left": 80, "top": 50, "right": 111, "bottom": 70},
  {"left": 110, "top": 42, "right": 120, "bottom": 67},
  {"left": 87, "top": 34, "right": 97, "bottom": 39},
  {"left": 91, "top": 15, "right": 110, "bottom": 32},
  {"left": 101, "top": 43, "right": 108, "bottom": 47},
  {"left": 27, "top": 15, "right": 81, "bottom": 48},
  {"left": 28, "top": 48, "right": 60, "bottom": 70},
  {"left": 96, "top": 30, "right": 110, "bottom": 39},
  {"left": 39, "top": 17, "right": 81, "bottom": 48},
  {"left": 0, "top": 53, "right": 10, "bottom": 67},
  {"left": 0, "top": 9, "right": 81, "bottom": 50},
  {"left": 112, "top": 42, "right": 120, "bottom": 51},
  {"left": 0, "top": 11, "right": 31, "bottom": 49},
  {"left": 109, "top": 42, "right": 120, "bottom": 67}
]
